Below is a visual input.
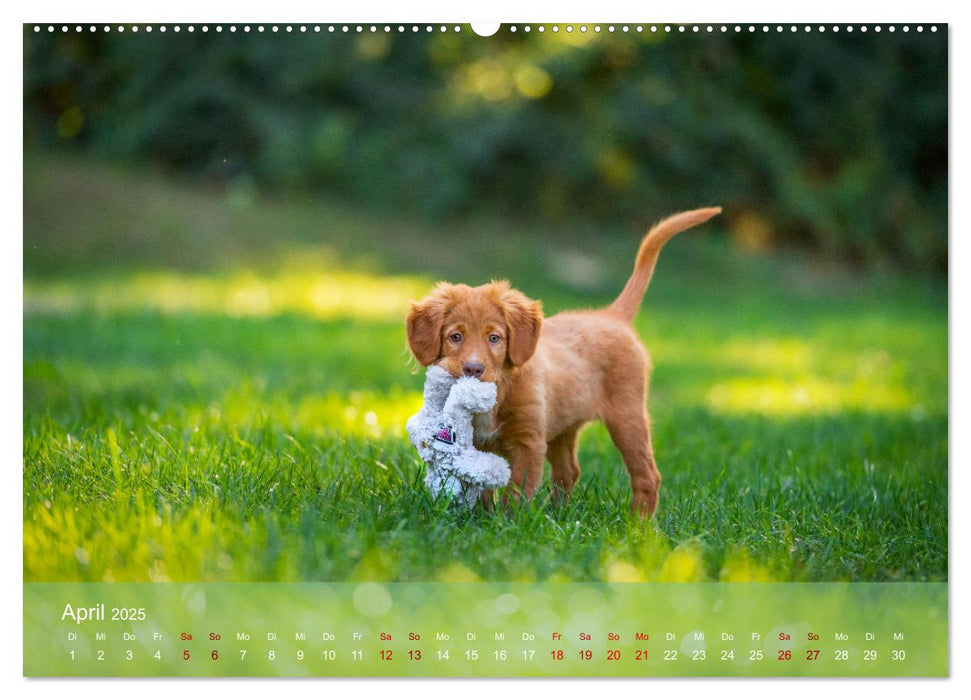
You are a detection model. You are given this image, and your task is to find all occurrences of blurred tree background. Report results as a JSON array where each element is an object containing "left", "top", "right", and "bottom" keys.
[{"left": 23, "top": 25, "right": 946, "bottom": 273}]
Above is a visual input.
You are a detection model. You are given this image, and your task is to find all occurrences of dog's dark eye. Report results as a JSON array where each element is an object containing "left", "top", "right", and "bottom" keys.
[
  {"left": 488, "top": 333, "right": 501, "bottom": 344},
  {"left": 449, "top": 333, "right": 463, "bottom": 343}
]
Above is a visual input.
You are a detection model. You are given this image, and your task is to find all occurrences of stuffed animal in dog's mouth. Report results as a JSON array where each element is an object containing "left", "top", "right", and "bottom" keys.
[{"left": 406, "top": 365, "right": 510, "bottom": 509}]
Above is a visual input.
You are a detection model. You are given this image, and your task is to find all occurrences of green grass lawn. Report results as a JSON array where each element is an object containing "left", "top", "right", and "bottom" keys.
[{"left": 23, "top": 153, "right": 947, "bottom": 583}]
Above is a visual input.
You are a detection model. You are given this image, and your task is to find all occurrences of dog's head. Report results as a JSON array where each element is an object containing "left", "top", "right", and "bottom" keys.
[{"left": 407, "top": 281, "right": 543, "bottom": 383}]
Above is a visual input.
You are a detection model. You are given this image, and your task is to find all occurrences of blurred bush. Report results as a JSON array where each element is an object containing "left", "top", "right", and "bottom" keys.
[{"left": 23, "top": 26, "right": 946, "bottom": 273}]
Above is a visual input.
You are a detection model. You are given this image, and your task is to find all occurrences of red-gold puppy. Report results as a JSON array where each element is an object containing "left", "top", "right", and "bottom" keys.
[{"left": 406, "top": 207, "right": 721, "bottom": 516}]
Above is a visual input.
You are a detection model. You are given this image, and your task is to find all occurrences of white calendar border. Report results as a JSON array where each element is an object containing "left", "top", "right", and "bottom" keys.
[{"left": 4, "top": 0, "right": 963, "bottom": 697}]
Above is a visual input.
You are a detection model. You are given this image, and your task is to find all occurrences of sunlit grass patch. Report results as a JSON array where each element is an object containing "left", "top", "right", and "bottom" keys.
[
  {"left": 719, "top": 337, "right": 816, "bottom": 374},
  {"left": 23, "top": 496, "right": 274, "bottom": 582},
  {"left": 221, "top": 387, "right": 424, "bottom": 440},
  {"left": 434, "top": 562, "right": 484, "bottom": 583},
  {"left": 705, "top": 375, "right": 913, "bottom": 416},
  {"left": 658, "top": 542, "right": 708, "bottom": 583},
  {"left": 645, "top": 324, "right": 944, "bottom": 419},
  {"left": 602, "top": 558, "right": 647, "bottom": 583},
  {"left": 718, "top": 549, "right": 777, "bottom": 582},
  {"left": 600, "top": 527, "right": 693, "bottom": 583},
  {"left": 24, "top": 268, "right": 433, "bottom": 321}
]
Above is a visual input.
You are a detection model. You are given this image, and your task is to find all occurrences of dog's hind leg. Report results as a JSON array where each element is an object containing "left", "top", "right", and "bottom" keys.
[
  {"left": 601, "top": 409, "right": 661, "bottom": 517},
  {"left": 548, "top": 428, "right": 581, "bottom": 503}
]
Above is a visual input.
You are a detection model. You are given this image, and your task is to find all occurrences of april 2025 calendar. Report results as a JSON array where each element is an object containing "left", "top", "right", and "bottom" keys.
[
  {"left": 26, "top": 583, "right": 946, "bottom": 676},
  {"left": 23, "top": 22, "right": 948, "bottom": 679}
]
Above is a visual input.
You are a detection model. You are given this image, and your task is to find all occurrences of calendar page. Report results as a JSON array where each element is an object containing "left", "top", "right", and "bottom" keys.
[{"left": 22, "top": 20, "right": 948, "bottom": 678}]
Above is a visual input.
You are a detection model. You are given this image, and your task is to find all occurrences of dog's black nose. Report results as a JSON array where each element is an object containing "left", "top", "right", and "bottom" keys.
[{"left": 463, "top": 362, "right": 485, "bottom": 378}]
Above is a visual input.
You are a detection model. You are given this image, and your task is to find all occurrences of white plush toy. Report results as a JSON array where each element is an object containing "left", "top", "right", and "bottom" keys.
[{"left": 406, "top": 365, "right": 511, "bottom": 509}]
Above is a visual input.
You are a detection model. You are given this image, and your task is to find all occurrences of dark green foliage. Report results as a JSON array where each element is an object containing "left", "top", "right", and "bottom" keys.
[{"left": 23, "top": 25, "right": 946, "bottom": 271}]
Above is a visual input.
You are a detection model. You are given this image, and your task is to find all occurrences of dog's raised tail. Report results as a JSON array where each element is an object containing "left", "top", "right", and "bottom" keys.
[{"left": 606, "top": 207, "right": 722, "bottom": 323}]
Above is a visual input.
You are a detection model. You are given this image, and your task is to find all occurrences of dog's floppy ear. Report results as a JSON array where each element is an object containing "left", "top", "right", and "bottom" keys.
[
  {"left": 407, "top": 285, "right": 452, "bottom": 366},
  {"left": 500, "top": 287, "right": 543, "bottom": 367}
]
